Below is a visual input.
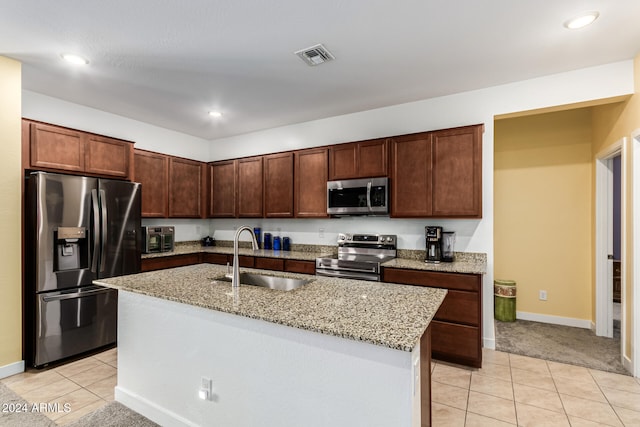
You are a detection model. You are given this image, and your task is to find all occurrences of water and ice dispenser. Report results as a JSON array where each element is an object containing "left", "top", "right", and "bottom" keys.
[{"left": 54, "top": 227, "right": 89, "bottom": 271}]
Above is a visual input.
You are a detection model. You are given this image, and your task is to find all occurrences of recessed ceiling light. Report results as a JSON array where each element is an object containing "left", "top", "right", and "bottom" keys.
[
  {"left": 61, "top": 53, "right": 89, "bottom": 65},
  {"left": 208, "top": 111, "right": 223, "bottom": 118},
  {"left": 564, "top": 11, "right": 599, "bottom": 29}
]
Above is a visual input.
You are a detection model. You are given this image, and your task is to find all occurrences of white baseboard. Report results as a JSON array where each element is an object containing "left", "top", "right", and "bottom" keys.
[
  {"left": 115, "top": 386, "right": 198, "bottom": 427},
  {"left": 483, "top": 337, "right": 496, "bottom": 350},
  {"left": 622, "top": 354, "right": 635, "bottom": 377},
  {"left": 0, "top": 360, "right": 24, "bottom": 380},
  {"left": 516, "top": 311, "right": 592, "bottom": 329}
]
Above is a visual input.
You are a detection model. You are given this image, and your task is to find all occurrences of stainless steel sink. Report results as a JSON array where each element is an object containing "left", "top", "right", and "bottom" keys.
[{"left": 215, "top": 273, "right": 313, "bottom": 291}]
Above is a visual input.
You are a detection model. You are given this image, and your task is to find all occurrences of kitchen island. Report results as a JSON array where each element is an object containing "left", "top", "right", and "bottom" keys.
[{"left": 95, "top": 264, "right": 447, "bottom": 427}]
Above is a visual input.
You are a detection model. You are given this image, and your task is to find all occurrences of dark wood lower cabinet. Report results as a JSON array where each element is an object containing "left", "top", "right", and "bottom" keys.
[
  {"left": 255, "top": 257, "right": 284, "bottom": 271},
  {"left": 141, "top": 254, "right": 203, "bottom": 272},
  {"left": 283, "top": 260, "right": 315, "bottom": 274},
  {"left": 382, "top": 267, "right": 482, "bottom": 368}
]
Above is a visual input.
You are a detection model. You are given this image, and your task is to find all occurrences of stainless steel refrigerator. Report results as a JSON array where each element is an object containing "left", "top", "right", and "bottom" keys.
[{"left": 25, "top": 171, "right": 141, "bottom": 367}]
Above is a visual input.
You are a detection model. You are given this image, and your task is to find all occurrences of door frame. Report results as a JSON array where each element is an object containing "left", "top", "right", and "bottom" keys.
[
  {"left": 632, "top": 129, "right": 640, "bottom": 377},
  {"left": 595, "top": 139, "right": 624, "bottom": 340}
]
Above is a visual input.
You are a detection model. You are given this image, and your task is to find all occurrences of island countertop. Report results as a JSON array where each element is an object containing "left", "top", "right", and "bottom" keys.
[{"left": 94, "top": 264, "right": 446, "bottom": 352}]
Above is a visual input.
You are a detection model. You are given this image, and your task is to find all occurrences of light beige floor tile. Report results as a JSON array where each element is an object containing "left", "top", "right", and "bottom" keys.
[
  {"left": 560, "top": 394, "right": 623, "bottom": 427},
  {"left": 475, "top": 361, "right": 511, "bottom": 381},
  {"left": 482, "top": 349, "right": 510, "bottom": 367},
  {"left": 590, "top": 369, "right": 640, "bottom": 394},
  {"left": 46, "top": 388, "right": 102, "bottom": 421},
  {"left": 432, "top": 381, "right": 469, "bottom": 410},
  {"left": 54, "top": 357, "right": 103, "bottom": 378},
  {"left": 509, "top": 354, "right": 550, "bottom": 375},
  {"left": 20, "top": 377, "right": 81, "bottom": 403},
  {"left": 92, "top": 348, "right": 117, "bottom": 362},
  {"left": 613, "top": 405, "right": 640, "bottom": 426},
  {"left": 513, "top": 382, "right": 563, "bottom": 412},
  {"left": 467, "top": 391, "right": 516, "bottom": 424},
  {"left": 432, "top": 402, "right": 466, "bottom": 427},
  {"left": 566, "top": 416, "right": 614, "bottom": 426},
  {"left": 601, "top": 386, "right": 640, "bottom": 412},
  {"left": 7, "top": 370, "right": 67, "bottom": 395},
  {"left": 553, "top": 376, "right": 607, "bottom": 403},
  {"left": 65, "top": 363, "right": 116, "bottom": 388},
  {"left": 465, "top": 412, "right": 516, "bottom": 426},
  {"left": 511, "top": 367, "right": 556, "bottom": 391},
  {"left": 470, "top": 373, "right": 513, "bottom": 400},
  {"left": 84, "top": 374, "right": 116, "bottom": 399},
  {"left": 54, "top": 399, "right": 107, "bottom": 426},
  {"left": 515, "top": 402, "right": 570, "bottom": 426},
  {"left": 432, "top": 363, "right": 472, "bottom": 389},
  {"left": 547, "top": 361, "right": 592, "bottom": 383}
]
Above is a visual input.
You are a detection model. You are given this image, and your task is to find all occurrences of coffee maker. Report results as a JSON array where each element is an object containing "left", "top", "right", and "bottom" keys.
[{"left": 425, "top": 226, "right": 442, "bottom": 263}]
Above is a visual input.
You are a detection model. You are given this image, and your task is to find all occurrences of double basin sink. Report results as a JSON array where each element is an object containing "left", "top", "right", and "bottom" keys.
[{"left": 216, "top": 272, "right": 313, "bottom": 291}]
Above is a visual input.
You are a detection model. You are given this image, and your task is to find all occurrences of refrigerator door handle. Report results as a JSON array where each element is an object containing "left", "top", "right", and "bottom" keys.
[
  {"left": 91, "top": 189, "right": 100, "bottom": 273},
  {"left": 99, "top": 189, "right": 108, "bottom": 273},
  {"left": 42, "top": 287, "right": 113, "bottom": 302}
]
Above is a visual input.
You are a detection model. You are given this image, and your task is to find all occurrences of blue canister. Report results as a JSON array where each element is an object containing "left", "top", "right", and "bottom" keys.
[
  {"left": 253, "top": 227, "right": 261, "bottom": 249},
  {"left": 282, "top": 237, "right": 291, "bottom": 251},
  {"left": 263, "top": 233, "right": 272, "bottom": 250},
  {"left": 273, "top": 236, "right": 281, "bottom": 251}
]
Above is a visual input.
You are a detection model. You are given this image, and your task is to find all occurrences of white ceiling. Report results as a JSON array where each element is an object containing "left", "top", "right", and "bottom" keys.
[{"left": 2, "top": 1, "right": 640, "bottom": 141}]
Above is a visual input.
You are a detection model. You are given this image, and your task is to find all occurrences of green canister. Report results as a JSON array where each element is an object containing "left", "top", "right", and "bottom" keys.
[{"left": 494, "top": 279, "right": 516, "bottom": 322}]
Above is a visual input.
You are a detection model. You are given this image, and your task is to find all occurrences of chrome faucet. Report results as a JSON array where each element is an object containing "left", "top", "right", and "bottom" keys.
[{"left": 231, "top": 225, "right": 260, "bottom": 288}]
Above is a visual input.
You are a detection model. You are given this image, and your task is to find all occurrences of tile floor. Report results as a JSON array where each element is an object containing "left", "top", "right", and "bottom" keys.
[
  {"left": 1, "top": 347, "right": 116, "bottom": 425},
  {"left": 2, "top": 347, "right": 640, "bottom": 426}
]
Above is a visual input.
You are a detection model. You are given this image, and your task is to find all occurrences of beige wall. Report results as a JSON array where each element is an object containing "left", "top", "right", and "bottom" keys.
[
  {"left": 494, "top": 108, "right": 594, "bottom": 321},
  {"left": 592, "top": 54, "right": 640, "bottom": 362},
  {"left": 0, "top": 56, "right": 22, "bottom": 368}
]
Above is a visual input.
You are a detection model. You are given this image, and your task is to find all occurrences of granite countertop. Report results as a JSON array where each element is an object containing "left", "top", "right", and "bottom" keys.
[
  {"left": 95, "top": 263, "right": 446, "bottom": 352},
  {"left": 382, "top": 252, "right": 487, "bottom": 275}
]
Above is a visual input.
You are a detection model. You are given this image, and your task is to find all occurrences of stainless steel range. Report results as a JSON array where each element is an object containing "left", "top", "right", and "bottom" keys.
[{"left": 316, "top": 233, "right": 397, "bottom": 281}]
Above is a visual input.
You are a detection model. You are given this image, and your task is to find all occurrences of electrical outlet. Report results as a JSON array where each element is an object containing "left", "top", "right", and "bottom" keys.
[
  {"left": 539, "top": 290, "right": 547, "bottom": 301},
  {"left": 198, "top": 377, "right": 212, "bottom": 401},
  {"left": 319, "top": 228, "right": 325, "bottom": 238}
]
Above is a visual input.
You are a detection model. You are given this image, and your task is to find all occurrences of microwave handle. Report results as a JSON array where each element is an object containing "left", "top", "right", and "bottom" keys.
[{"left": 366, "top": 181, "right": 372, "bottom": 210}]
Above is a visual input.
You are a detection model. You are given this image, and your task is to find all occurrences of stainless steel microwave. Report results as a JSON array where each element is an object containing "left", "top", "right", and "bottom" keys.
[
  {"left": 142, "top": 226, "right": 174, "bottom": 253},
  {"left": 327, "top": 177, "right": 389, "bottom": 216}
]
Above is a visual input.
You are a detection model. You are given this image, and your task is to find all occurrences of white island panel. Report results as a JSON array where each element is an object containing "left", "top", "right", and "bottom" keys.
[{"left": 116, "top": 291, "right": 423, "bottom": 427}]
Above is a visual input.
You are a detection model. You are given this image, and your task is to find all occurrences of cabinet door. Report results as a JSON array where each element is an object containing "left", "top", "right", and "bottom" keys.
[
  {"left": 264, "top": 152, "right": 294, "bottom": 217},
  {"left": 209, "top": 160, "right": 237, "bottom": 217},
  {"left": 30, "top": 123, "right": 85, "bottom": 172},
  {"left": 390, "top": 132, "right": 432, "bottom": 217},
  {"left": 357, "top": 138, "right": 388, "bottom": 177},
  {"left": 85, "top": 135, "right": 132, "bottom": 178},
  {"left": 237, "top": 156, "right": 263, "bottom": 217},
  {"left": 431, "top": 125, "right": 482, "bottom": 217},
  {"left": 294, "top": 148, "right": 328, "bottom": 218},
  {"left": 328, "top": 143, "right": 357, "bottom": 180},
  {"left": 134, "top": 149, "right": 169, "bottom": 217},
  {"left": 168, "top": 157, "right": 205, "bottom": 218}
]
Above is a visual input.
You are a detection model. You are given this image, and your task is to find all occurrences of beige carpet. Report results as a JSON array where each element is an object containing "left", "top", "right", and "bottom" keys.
[{"left": 495, "top": 319, "right": 628, "bottom": 375}]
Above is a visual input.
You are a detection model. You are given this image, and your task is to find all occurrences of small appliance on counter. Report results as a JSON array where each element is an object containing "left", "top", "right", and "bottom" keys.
[
  {"left": 142, "top": 226, "right": 175, "bottom": 253},
  {"left": 201, "top": 236, "right": 215, "bottom": 247},
  {"left": 425, "top": 226, "right": 443, "bottom": 263},
  {"left": 441, "top": 231, "right": 456, "bottom": 262}
]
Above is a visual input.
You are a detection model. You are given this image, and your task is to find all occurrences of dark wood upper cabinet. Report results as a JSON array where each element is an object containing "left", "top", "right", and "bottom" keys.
[
  {"left": 391, "top": 124, "right": 482, "bottom": 218},
  {"left": 237, "top": 156, "right": 264, "bottom": 217},
  {"left": 294, "top": 148, "right": 328, "bottom": 218},
  {"left": 209, "top": 160, "right": 237, "bottom": 217},
  {"left": 264, "top": 152, "right": 294, "bottom": 217},
  {"left": 133, "top": 149, "right": 169, "bottom": 217},
  {"left": 168, "top": 157, "right": 206, "bottom": 218},
  {"left": 328, "top": 138, "right": 388, "bottom": 180},
  {"left": 84, "top": 134, "right": 132, "bottom": 178},
  {"left": 26, "top": 121, "right": 134, "bottom": 179},
  {"left": 390, "top": 132, "right": 433, "bottom": 217},
  {"left": 431, "top": 125, "right": 482, "bottom": 218}
]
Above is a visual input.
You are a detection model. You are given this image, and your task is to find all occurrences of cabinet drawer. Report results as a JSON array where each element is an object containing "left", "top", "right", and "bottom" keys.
[
  {"left": 236, "top": 256, "right": 254, "bottom": 268},
  {"left": 382, "top": 268, "right": 480, "bottom": 292},
  {"left": 141, "top": 254, "right": 201, "bottom": 272},
  {"left": 255, "top": 257, "right": 284, "bottom": 271},
  {"left": 284, "top": 260, "right": 315, "bottom": 275},
  {"left": 203, "top": 253, "right": 229, "bottom": 265},
  {"left": 435, "top": 290, "right": 479, "bottom": 326},
  {"left": 431, "top": 320, "right": 481, "bottom": 367}
]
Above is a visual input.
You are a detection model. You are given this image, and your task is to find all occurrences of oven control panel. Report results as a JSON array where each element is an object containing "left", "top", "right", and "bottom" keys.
[{"left": 337, "top": 233, "right": 397, "bottom": 247}]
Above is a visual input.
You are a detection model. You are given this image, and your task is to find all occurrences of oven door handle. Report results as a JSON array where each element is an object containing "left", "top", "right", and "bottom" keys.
[
  {"left": 316, "top": 264, "right": 378, "bottom": 274},
  {"left": 42, "top": 287, "right": 113, "bottom": 302}
]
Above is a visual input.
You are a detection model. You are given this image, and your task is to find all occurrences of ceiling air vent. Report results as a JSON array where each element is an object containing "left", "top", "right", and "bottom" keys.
[{"left": 295, "top": 44, "right": 335, "bottom": 66}]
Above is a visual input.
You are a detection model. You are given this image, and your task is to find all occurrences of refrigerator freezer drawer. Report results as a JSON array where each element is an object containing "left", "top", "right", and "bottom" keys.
[{"left": 34, "top": 286, "right": 117, "bottom": 367}]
